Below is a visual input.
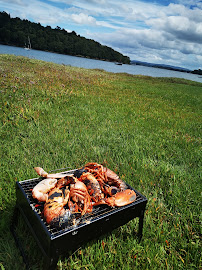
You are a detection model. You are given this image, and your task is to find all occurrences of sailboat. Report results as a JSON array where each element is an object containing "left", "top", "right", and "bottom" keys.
[{"left": 24, "top": 36, "right": 31, "bottom": 50}]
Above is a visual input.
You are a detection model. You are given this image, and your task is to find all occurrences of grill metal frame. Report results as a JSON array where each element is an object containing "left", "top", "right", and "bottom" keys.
[{"left": 11, "top": 169, "right": 147, "bottom": 270}]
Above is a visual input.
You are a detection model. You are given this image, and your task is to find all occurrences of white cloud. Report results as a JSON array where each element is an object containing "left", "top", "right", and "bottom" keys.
[
  {"left": 2, "top": 0, "right": 25, "bottom": 4},
  {"left": 71, "top": 13, "right": 96, "bottom": 25},
  {"left": 147, "top": 15, "right": 202, "bottom": 44}
]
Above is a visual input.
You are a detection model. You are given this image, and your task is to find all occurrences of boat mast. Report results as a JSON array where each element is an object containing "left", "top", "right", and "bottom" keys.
[{"left": 28, "top": 36, "right": 31, "bottom": 49}]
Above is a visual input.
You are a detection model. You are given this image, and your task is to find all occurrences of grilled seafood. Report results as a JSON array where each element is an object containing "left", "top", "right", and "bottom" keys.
[
  {"left": 69, "top": 179, "right": 92, "bottom": 215},
  {"left": 82, "top": 163, "right": 135, "bottom": 206},
  {"left": 33, "top": 163, "right": 137, "bottom": 226},
  {"left": 44, "top": 176, "right": 91, "bottom": 226},
  {"left": 56, "top": 176, "right": 73, "bottom": 189},
  {"left": 99, "top": 184, "right": 120, "bottom": 197},
  {"left": 84, "top": 162, "right": 128, "bottom": 192},
  {"left": 32, "top": 178, "right": 57, "bottom": 202},
  {"left": 79, "top": 172, "right": 104, "bottom": 202},
  {"left": 102, "top": 166, "right": 128, "bottom": 191},
  {"left": 94, "top": 189, "right": 136, "bottom": 207},
  {"left": 44, "top": 187, "right": 70, "bottom": 224},
  {"left": 79, "top": 171, "right": 119, "bottom": 197}
]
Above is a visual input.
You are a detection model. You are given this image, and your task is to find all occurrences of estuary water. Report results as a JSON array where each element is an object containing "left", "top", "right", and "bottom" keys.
[{"left": 0, "top": 44, "right": 201, "bottom": 83}]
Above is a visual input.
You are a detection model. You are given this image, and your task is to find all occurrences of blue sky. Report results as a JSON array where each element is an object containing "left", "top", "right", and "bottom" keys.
[{"left": 0, "top": 0, "right": 202, "bottom": 69}]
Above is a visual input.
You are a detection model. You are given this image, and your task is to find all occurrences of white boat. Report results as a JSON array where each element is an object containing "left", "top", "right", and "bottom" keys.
[{"left": 24, "top": 36, "right": 31, "bottom": 50}]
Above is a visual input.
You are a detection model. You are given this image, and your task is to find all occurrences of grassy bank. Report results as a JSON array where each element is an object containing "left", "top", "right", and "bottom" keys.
[{"left": 0, "top": 54, "right": 201, "bottom": 270}]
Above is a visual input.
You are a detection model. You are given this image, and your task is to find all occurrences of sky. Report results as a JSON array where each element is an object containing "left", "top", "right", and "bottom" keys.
[{"left": 0, "top": 0, "right": 202, "bottom": 70}]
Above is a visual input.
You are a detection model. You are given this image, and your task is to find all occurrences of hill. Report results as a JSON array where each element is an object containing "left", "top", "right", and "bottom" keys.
[{"left": 0, "top": 11, "right": 130, "bottom": 64}]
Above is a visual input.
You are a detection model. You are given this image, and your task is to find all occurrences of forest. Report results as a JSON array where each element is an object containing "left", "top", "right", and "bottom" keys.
[{"left": 0, "top": 11, "right": 130, "bottom": 64}]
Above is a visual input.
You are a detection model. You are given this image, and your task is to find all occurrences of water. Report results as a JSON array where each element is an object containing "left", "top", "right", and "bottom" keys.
[{"left": 0, "top": 44, "right": 201, "bottom": 83}]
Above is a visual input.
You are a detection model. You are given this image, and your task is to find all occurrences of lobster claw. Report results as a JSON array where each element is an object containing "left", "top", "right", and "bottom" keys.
[
  {"left": 108, "top": 189, "right": 136, "bottom": 206},
  {"left": 94, "top": 189, "right": 136, "bottom": 207}
]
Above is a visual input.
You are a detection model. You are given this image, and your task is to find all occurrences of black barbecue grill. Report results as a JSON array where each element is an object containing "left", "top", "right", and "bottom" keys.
[{"left": 11, "top": 169, "right": 147, "bottom": 270}]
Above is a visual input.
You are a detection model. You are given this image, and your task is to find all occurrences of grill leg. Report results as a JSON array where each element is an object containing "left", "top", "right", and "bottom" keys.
[
  {"left": 10, "top": 206, "right": 30, "bottom": 270},
  {"left": 138, "top": 210, "right": 145, "bottom": 242},
  {"left": 11, "top": 206, "right": 57, "bottom": 270}
]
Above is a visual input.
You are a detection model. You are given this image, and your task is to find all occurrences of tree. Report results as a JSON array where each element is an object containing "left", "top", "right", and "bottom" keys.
[{"left": 0, "top": 11, "right": 130, "bottom": 64}]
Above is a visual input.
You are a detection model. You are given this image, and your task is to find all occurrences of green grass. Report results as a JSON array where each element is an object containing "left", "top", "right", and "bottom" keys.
[{"left": 0, "top": 54, "right": 201, "bottom": 270}]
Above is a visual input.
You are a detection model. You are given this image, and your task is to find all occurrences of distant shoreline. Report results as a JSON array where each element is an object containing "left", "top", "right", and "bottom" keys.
[
  {"left": 131, "top": 61, "right": 202, "bottom": 75},
  {"left": 131, "top": 60, "right": 192, "bottom": 74}
]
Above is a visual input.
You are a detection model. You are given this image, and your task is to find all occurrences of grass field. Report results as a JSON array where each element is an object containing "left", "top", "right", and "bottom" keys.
[{"left": 0, "top": 54, "right": 201, "bottom": 270}]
